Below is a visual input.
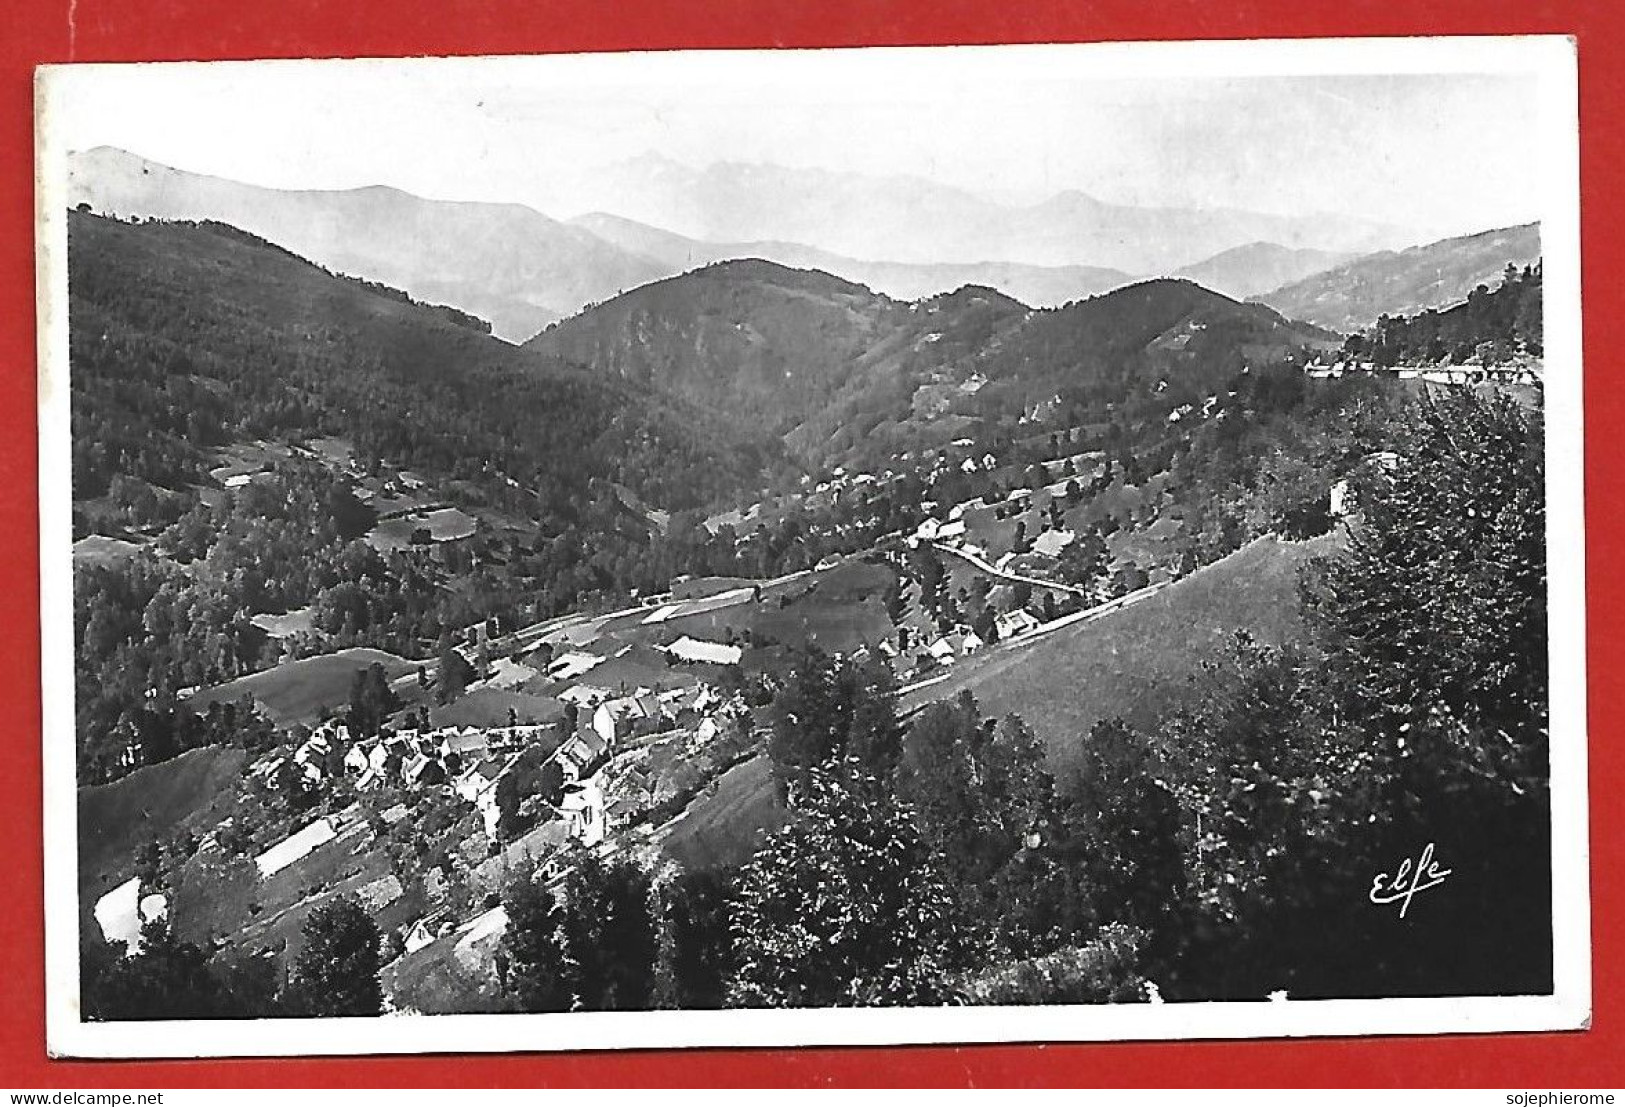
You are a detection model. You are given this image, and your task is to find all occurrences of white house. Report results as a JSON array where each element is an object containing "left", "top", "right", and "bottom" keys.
[
  {"left": 343, "top": 742, "right": 372, "bottom": 775},
  {"left": 454, "top": 756, "right": 508, "bottom": 805},
  {"left": 1330, "top": 478, "right": 1352, "bottom": 518},
  {"left": 559, "top": 773, "right": 607, "bottom": 846},
  {"left": 404, "top": 911, "right": 450, "bottom": 954},
  {"left": 591, "top": 693, "right": 663, "bottom": 745}
]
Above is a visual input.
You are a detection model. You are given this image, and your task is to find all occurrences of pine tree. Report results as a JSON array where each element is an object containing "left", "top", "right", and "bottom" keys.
[
  {"left": 500, "top": 874, "right": 578, "bottom": 1012},
  {"left": 767, "top": 650, "right": 904, "bottom": 799},
  {"left": 556, "top": 849, "right": 657, "bottom": 1010},
  {"left": 648, "top": 865, "right": 684, "bottom": 1011},
  {"left": 1304, "top": 388, "right": 1547, "bottom": 808}
]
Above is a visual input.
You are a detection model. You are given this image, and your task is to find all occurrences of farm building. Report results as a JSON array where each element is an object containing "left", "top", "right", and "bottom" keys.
[
  {"left": 664, "top": 636, "right": 743, "bottom": 666},
  {"left": 996, "top": 609, "right": 1042, "bottom": 638},
  {"left": 254, "top": 817, "right": 338, "bottom": 879},
  {"left": 1032, "top": 529, "right": 1076, "bottom": 559},
  {"left": 546, "top": 651, "right": 605, "bottom": 682}
]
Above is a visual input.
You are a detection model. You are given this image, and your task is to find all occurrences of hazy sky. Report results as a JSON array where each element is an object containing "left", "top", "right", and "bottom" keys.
[{"left": 44, "top": 41, "right": 1552, "bottom": 239}]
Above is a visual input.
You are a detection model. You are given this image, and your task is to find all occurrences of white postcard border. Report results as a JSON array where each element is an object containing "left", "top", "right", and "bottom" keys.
[{"left": 35, "top": 33, "right": 1590, "bottom": 1059}]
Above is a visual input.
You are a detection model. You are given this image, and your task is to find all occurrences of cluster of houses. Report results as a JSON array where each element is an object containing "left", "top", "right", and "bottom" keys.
[
  {"left": 1304, "top": 357, "right": 1542, "bottom": 386},
  {"left": 926, "top": 628, "right": 986, "bottom": 664},
  {"left": 663, "top": 636, "right": 744, "bottom": 667},
  {"left": 911, "top": 609, "right": 1038, "bottom": 669},
  {"left": 908, "top": 488, "right": 1082, "bottom": 585},
  {"left": 245, "top": 679, "right": 738, "bottom": 867},
  {"left": 247, "top": 720, "right": 356, "bottom": 792}
]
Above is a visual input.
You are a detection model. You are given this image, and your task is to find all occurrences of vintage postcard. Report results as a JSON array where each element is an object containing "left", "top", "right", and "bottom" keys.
[{"left": 35, "top": 35, "right": 1588, "bottom": 1057}]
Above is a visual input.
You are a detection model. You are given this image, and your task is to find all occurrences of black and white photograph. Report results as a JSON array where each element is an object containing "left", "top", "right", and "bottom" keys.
[{"left": 35, "top": 36, "right": 1588, "bottom": 1057}]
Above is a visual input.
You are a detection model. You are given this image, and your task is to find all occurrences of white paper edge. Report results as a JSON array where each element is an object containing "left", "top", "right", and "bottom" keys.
[{"left": 34, "top": 33, "right": 1590, "bottom": 1059}]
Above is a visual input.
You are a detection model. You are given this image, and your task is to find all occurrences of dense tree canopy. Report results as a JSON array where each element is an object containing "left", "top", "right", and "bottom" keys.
[
  {"left": 729, "top": 762, "right": 965, "bottom": 1007},
  {"left": 283, "top": 896, "right": 384, "bottom": 1017}
]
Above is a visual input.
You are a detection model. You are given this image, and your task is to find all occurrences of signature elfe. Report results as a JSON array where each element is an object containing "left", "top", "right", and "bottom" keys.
[{"left": 1369, "top": 843, "right": 1453, "bottom": 919}]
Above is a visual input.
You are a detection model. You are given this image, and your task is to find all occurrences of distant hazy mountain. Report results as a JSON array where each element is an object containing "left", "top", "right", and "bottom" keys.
[
  {"left": 570, "top": 211, "right": 1132, "bottom": 307},
  {"left": 1172, "top": 242, "right": 1354, "bottom": 300},
  {"left": 67, "top": 147, "right": 666, "bottom": 342},
  {"left": 1255, "top": 223, "right": 1541, "bottom": 333},
  {"left": 582, "top": 154, "right": 1417, "bottom": 272}
]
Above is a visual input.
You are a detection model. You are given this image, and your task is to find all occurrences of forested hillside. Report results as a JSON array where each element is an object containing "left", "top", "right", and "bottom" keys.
[
  {"left": 525, "top": 259, "right": 917, "bottom": 434},
  {"left": 1342, "top": 263, "right": 1542, "bottom": 365},
  {"left": 530, "top": 268, "right": 1337, "bottom": 473},
  {"left": 68, "top": 212, "right": 778, "bottom": 780},
  {"left": 70, "top": 212, "right": 771, "bottom": 513},
  {"left": 71, "top": 203, "right": 1551, "bottom": 1017},
  {"left": 69, "top": 147, "right": 669, "bottom": 341},
  {"left": 967, "top": 278, "right": 1336, "bottom": 401}
]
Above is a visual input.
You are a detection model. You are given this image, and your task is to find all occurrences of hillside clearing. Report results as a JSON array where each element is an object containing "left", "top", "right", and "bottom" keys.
[
  {"left": 78, "top": 745, "right": 248, "bottom": 898},
  {"left": 658, "top": 754, "right": 787, "bottom": 872},
  {"left": 903, "top": 532, "right": 1340, "bottom": 776},
  {"left": 188, "top": 647, "right": 416, "bottom": 727}
]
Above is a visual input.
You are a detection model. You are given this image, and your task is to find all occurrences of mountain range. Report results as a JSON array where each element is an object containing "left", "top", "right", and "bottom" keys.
[
  {"left": 67, "top": 210, "right": 773, "bottom": 515},
  {"left": 568, "top": 211, "right": 1133, "bottom": 309},
  {"left": 68, "top": 148, "right": 1408, "bottom": 343},
  {"left": 573, "top": 154, "right": 1419, "bottom": 271},
  {"left": 68, "top": 148, "right": 1540, "bottom": 350},
  {"left": 526, "top": 259, "right": 1337, "bottom": 470},
  {"left": 1255, "top": 223, "right": 1542, "bottom": 332},
  {"left": 1172, "top": 242, "right": 1355, "bottom": 300},
  {"left": 67, "top": 147, "right": 667, "bottom": 342}
]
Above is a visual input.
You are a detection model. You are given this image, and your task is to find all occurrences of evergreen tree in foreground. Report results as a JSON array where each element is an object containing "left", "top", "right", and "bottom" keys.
[
  {"left": 728, "top": 761, "right": 965, "bottom": 1007},
  {"left": 283, "top": 896, "right": 383, "bottom": 1017},
  {"left": 499, "top": 874, "right": 578, "bottom": 1012}
]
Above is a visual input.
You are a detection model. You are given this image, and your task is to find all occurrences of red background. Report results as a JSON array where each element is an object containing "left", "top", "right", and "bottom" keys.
[{"left": 2, "top": 0, "right": 1619, "bottom": 1088}]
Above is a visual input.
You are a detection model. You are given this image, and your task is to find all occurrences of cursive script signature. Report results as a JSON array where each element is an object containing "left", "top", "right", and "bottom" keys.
[{"left": 1368, "top": 842, "right": 1452, "bottom": 919}]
